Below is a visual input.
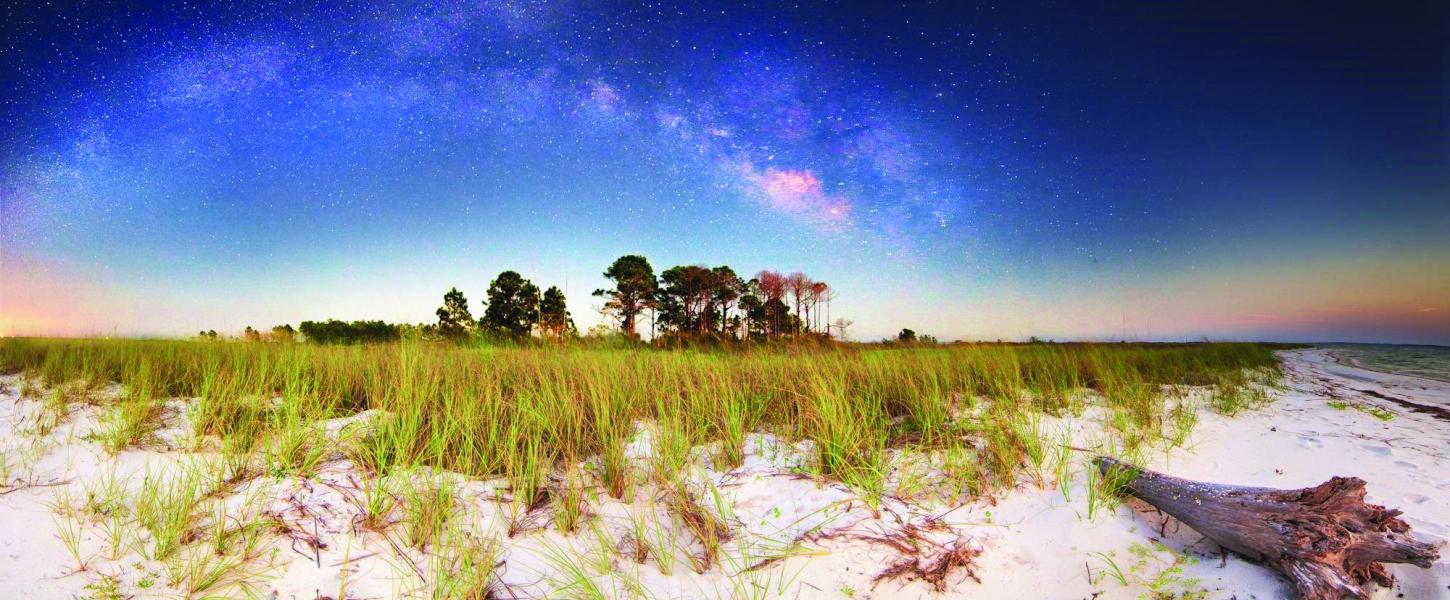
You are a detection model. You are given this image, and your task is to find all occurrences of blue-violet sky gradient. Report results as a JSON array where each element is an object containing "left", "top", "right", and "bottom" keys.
[{"left": 2, "top": 1, "right": 1447, "bottom": 343}]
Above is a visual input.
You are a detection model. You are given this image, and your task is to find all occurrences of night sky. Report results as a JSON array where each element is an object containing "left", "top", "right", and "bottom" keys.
[{"left": 2, "top": 1, "right": 1447, "bottom": 343}]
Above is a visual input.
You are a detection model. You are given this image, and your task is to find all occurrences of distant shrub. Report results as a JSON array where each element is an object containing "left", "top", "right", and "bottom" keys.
[{"left": 297, "top": 319, "right": 401, "bottom": 344}]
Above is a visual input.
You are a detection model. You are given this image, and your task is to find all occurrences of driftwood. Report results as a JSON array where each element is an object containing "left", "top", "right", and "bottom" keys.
[{"left": 1095, "top": 457, "right": 1440, "bottom": 600}]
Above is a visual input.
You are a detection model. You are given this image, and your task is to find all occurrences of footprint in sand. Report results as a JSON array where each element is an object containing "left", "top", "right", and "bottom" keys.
[
  {"left": 1403, "top": 493, "right": 1430, "bottom": 505},
  {"left": 1298, "top": 435, "right": 1324, "bottom": 449},
  {"left": 1360, "top": 444, "right": 1394, "bottom": 457},
  {"left": 1395, "top": 460, "right": 1417, "bottom": 471}
]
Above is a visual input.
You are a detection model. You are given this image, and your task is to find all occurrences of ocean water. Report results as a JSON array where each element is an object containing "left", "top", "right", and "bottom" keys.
[{"left": 1320, "top": 343, "right": 1450, "bottom": 383}]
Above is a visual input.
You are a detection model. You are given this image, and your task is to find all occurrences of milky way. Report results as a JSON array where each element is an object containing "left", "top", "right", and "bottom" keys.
[
  {"left": 2, "top": 1, "right": 1446, "bottom": 343},
  {"left": 4, "top": 2, "right": 994, "bottom": 251}
]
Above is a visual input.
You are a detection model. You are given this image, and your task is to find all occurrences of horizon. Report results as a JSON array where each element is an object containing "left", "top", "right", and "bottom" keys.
[
  {"left": 8, "top": 323, "right": 1450, "bottom": 349},
  {"left": 3, "top": 2, "right": 1448, "bottom": 345}
]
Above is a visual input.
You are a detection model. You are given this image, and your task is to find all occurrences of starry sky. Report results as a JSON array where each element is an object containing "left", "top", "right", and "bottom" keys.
[{"left": 2, "top": 1, "right": 1447, "bottom": 344}]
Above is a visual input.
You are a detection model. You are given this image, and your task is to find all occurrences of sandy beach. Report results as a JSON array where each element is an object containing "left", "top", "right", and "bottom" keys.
[
  {"left": 1, "top": 348, "right": 1446, "bottom": 599},
  {"left": 6, "top": 1, "right": 1446, "bottom": 596}
]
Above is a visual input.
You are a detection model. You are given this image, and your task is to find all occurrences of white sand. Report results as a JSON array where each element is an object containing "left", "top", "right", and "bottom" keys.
[{"left": 1, "top": 349, "right": 1446, "bottom": 599}]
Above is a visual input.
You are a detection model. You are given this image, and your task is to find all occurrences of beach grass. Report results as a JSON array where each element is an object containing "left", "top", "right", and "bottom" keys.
[
  {"left": 1, "top": 338, "right": 1282, "bottom": 503},
  {"left": 0, "top": 337, "right": 1288, "bottom": 596}
]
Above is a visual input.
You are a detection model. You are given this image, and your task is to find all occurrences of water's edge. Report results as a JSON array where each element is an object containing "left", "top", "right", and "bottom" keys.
[{"left": 1318, "top": 344, "right": 1450, "bottom": 384}]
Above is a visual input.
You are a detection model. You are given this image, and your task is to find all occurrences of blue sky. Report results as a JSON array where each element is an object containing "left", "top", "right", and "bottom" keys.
[{"left": 2, "top": 1, "right": 1447, "bottom": 343}]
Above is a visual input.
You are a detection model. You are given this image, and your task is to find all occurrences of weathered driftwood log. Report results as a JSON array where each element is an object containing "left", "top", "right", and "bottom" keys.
[{"left": 1095, "top": 457, "right": 1440, "bottom": 600}]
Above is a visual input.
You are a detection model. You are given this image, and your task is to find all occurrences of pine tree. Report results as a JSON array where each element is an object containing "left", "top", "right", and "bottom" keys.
[
  {"left": 435, "top": 287, "right": 475, "bottom": 341},
  {"left": 482, "top": 271, "right": 540, "bottom": 338},
  {"left": 539, "top": 286, "right": 574, "bottom": 339},
  {"left": 593, "top": 255, "right": 657, "bottom": 338}
]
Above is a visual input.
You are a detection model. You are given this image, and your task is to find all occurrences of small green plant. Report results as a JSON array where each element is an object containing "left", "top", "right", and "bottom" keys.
[
  {"left": 52, "top": 507, "right": 90, "bottom": 572},
  {"left": 165, "top": 543, "right": 271, "bottom": 599},
  {"left": 1167, "top": 397, "right": 1199, "bottom": 447},
  {"left": 0, "top": 447, "right": 13, "bottom": 490},
  {"left": 81, "top": 466, "right": 129, "bottom": 520},
  {"left": 1089, "top": 550, "right": 1128, "bottom": 585},
  {"left": 1356, "top": 404, "right": 1394, "bottom": 421},
  {"left": 1328, "top": 400, "right": 1394, "bottom": 421},
  {"left": 1091, "top": 542, "right": 1207, "bottom": 599},
  {"left": 81, "top": 574, "right": 125, "bottom": 600},
  {"left": 1051, "top": 428, "right": 1075, "bottom": 502},
  {"left": 31, "top": 386, "right": 74, "bottom": 437}
]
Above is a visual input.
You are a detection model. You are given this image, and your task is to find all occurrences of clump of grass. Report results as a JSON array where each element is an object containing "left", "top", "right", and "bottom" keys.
[
  {"left": 552, "top": 463, "right": 590, "bottom": 534},
  {"left": 802, "top": 374, "right": 890, "bottom": 508},
  {"left": 261, "top": 400, "right": 330, "bottom": 478},
  {"left": 1050, "top": 427, "right": 1075, "bottom": 501},
  {"left": 94, "top": 398, "right": 164, "bottom": 455},
  {"left": 74, "top": 467, "right": 136, "bottom": 560},
  {"left": 1166, "top": 396, "right": 1199, "bottom": 447},
  {"left": 664, "top": 481, "right": 732, "bottom": 574},
  {"left": 430, "top": 522, "right": 500, "bottom": 600},
  {"left": 540, "top": 537, "right": 609, "bottom": 600},
  {"left": 1209, "top": 377, "right": 1269, "bottom": 415},
  {"left": 1083, "top": 450, "right": 1143, "bottom": 521},
  {"left": 31, "top": 385, "right": 76, "bottom": 437},
  {"left": 713, "top": 387, "right": 760, "bottom": 469},
  {"left": 133, "top": 464, "right": 207, "bottom": 561},
  {"left": 0, "top": 448, "right": 11, "bottom": 488},
  {"left": 403, "top": 472, "right": 458, "bottom": 551},
  {"left": 356, "top": 473, "right": 398, "bottom": 532},
  {"left": 165, "top": 541, "right": 270, "bottom": 599},
  {"left": 50, "top": 498, "right": 90, "bottom": 572},
  {"left": 650, "top": 404, "right": 697, "bottom": 485},
  {"left": 80, "top": 466, "right": 129, "bottom": 520}
]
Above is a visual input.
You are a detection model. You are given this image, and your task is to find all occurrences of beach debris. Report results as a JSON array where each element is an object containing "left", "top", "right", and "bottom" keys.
[
  {"left": 1096, "top": 457, "right": 1441, "bottom": 600},
  {"left": 871, "top": 536, "right": 981, "bottom": 592},
  {"left": 860, "top": 518, "right": 981, "bottom": 592}
]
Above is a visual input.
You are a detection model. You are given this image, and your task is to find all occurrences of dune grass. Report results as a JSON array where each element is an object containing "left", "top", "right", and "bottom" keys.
[
  {"left": 1, "top": 338, "right": 1282, "bottom": 505},
  {"left": 0, "top": 337, "right": 1289, "bottom": 596}
]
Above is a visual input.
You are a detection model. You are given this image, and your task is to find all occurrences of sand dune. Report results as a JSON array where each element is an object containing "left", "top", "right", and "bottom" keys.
[{"left": 1, "top": 349, "right": 1445, "bottom": 599}]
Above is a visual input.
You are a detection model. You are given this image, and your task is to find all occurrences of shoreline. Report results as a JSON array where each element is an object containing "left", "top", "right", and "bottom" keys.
[{"left": 1319, "top": 344, "right": 1450, "bottom": 386}]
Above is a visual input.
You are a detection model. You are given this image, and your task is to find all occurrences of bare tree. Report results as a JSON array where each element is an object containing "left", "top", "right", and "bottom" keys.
[
  {"left": 755, "top": 270, "right": 788, "bottom": 337},
  {"left": 785, "top": 272, "right": 811, "bottom": 334},
  {"left": 808, "top": 281, "right": 829, "bottom": 333}
]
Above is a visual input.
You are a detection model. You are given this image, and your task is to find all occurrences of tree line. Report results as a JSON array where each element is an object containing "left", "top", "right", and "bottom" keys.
[
  {"left": 223, "top": 254, "right": 868, "bottom": 345},
  {"left": 431, "top": 270, "right": 576, "bottom": 342},
  {"left": 593, "top": 255, "right": 849, "bottom": 342},
  {"left": 427, "top": 255, "right": 844, "bottom": 344}
]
